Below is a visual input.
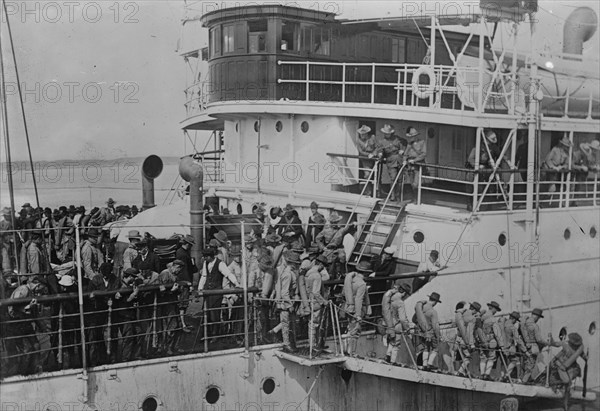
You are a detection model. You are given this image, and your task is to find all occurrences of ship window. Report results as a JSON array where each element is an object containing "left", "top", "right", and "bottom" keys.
[
  {"left": 590, "top": 226, "right": 597, "bottom": 238},
  {"left": 237, "top": 204, "right": 243, "bottom": 215},
  {"left": 205, "top": 387, "right": 221, "bottom": 404},
  {"left": 391, "top": 37, "right": 406, "bottom": 63},
  {"left": 498, "top": 233, "right": 507, "bottom": 246},
  {"left": 248, "top": 20, "right": 267, "bottom": 53},
  {"left": 281, "top": 21, "right": 298, "bottom": 51},
  {"left": 301, "top": 121, "right": 309, "bottom": 133},
  {"left": 223, "top": 24, "right": 235, "bottom": 53},
  {"left": 589, "top": 321, "right": 596, "bottom": 335},
  {"left": 313, "top": 27, "right": 331, "bottom": 55},
  {"left": 141, "top": 396, "right": 159, "bottom": 411},
  {"left": 262, "top": 377, "right": 276, "bottom": 394},
  {"left": 413, "top": 231, "right": 424, "bottom": 244},
  {"left": 275, "top": 121, "right": 283, "bottom": 132},
  {"left": 564, "top": 228, "right": 571, "bottom": 240},
  {"left": 210, "top": 26, "right": 221, "bottom": 57}
]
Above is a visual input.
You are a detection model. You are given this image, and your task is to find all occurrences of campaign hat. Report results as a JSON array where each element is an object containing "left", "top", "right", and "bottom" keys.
[
  {"left": 487, "top": 301, "right": 501, "bottom": 312},
  {"left": 357, "top": 125, "right": 371, "bottom": 135},
  {"left": 428, "top": 292, "right": 442, "bottom": 303},
  {"left": 531, "top": 307, "right": 544, "bottom": 318}
]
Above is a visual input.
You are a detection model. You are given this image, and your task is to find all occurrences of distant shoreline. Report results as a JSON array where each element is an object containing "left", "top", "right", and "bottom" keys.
[{"left": 0, "top": 156, "right": 182, "bottom": 168}]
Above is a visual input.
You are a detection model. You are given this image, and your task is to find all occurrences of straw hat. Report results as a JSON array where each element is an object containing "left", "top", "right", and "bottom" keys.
[
  {"left": 58, "top": 275, "right": 74, "bottom": 287},
  {"left": 357, "top": 125, "right": 371, "bottom": 135},
  {"left": 381, "top": 124, "right": 395, "bottom": 134}
]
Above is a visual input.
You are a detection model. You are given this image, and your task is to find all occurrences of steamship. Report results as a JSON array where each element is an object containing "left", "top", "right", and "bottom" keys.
[{"left": 1, "top": 1, "right": 599, "bottom": 410}]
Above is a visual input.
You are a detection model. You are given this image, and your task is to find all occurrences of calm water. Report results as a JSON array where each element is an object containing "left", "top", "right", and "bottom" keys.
[{"left": 0, "top": 161, "right": 182, "bottom": 210}]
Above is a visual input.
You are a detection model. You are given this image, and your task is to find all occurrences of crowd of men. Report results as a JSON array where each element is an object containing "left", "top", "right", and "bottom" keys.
[{"left": 0, "top": 199, "right": 588, "bottom": 392}]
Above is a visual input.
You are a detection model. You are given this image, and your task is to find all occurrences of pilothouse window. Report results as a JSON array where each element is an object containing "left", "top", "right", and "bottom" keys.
[
  {"left": 281, "top": 21, "right": 298, "bottom": 51},
  {"left": 223, "top": 24, "right": 235, "bottom": 53},
  {"left": 248, "top": 20, "right": 267, "bottom": 53}
]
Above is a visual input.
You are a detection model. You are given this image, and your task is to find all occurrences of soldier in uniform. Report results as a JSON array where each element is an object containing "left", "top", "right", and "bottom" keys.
[
  {"left": 306, "top": 202, "right": 325, "bottom": 246},
  {"left": 80, "top": 229, "right": 104, "bottom": 280},
  {"left": 1, "top": 207, "right": 15, "bottom": 272},
  {"left": 344, "top": 260, "right": 371, "bottom": 356},
  {"left": 535, "top": 332, "right": 587, "bottom": 388},
  {"left": 381, "top": 281, "right": 411, "bottom": 364},
  {"left": 275, "top": 250, "right": 300, "bottom": 353},
  {"left": 157, "top": 259, "right": 186, "bottom": 355},
  {"left": 402, "top": 127, "right": 427, "bottom": 200},
  {"left": 476, "top": 301, "right": 504, "bottom": 380},
  {"left": 520, "top": 307, "right": 550, "bottom": 382},
  {"left": 305, "top": 254, "right": 330, "bottom": 354},
  {"left": 356, "top": 125, "right": 378, "bottom": 196},
  {"left": 276, "top": 204, "right": 305, "bottom": 249},
  {"left": 453, "top": 301, "right": 481, "bottom": 377},
  {"left": 500, "top": 311, "right": 527, "bottom": 382},
  {"left": 377, "top": 124, "right": 407, "bottom": 201},
  {"left": 175, "top": 234, "right": 198, "bottom": 286},
  {"left": 122, "top": 230, "right": 141, "bottom": 273},
  {"left": 414, "top": 292, "right": 442, "bottom": 371}
]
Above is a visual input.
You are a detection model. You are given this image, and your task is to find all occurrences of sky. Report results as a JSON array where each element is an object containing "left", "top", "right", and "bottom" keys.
[{"left": 1, "top": 0, "right": 597, "bottom": 163}]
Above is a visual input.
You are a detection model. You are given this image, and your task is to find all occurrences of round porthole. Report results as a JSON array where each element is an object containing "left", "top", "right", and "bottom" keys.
[
  {"left": 591, "top": 226, "right": 597, "bottom": 239},
  {"left": 275, "top": 121, "right": 283, "bottom": 132},
  {"left": 205, "top": 387, "right": 221, "bottom": 405},
  {"left": 559, "top": 327, "right": 567, "bottom": 341},
  {"left": 498, "top": 233, "right": 507, "bottom": 246},
  {"left": 301, "top": 121, "right": 309, "bottom": 133},
  {"left": 564, "top": 228, "right": 571, "bottom": 240},
  {"left": 254, "top": 121, "right": 260, "bottom": 132},
  {"left": 262, "top": 377, "right": 276, "bottom": 394},
  {"left": 141, "top": 396, "right": 159, "bottom": 411},
  {"left": 413, "top": 231, "right": 424, "bottom": 244},
  {"left": 341, "top": 369, "right": 353, "bottom": 383},
  {"left": 590, "top": 321, "right": 597, "bottom": 336},
  {"left": 236, "top": 204, "right": 243, "bottom": 215}
]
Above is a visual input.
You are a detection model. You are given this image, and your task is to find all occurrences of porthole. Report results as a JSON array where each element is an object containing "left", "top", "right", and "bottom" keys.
[
  {"left": 590, "top": 321, "right": 597, "bottom": 336},
  {"left": 564, "top": 228, "right": 571, "bottom": 240},
  {"left": 275, "top": 121, "right": 283, "bottom": 132},
  {"left": 591, "top": 226, "right": 597, "bottom": 239},
  {"left": 205, "top": 387, "right": 221, "bottom": 405},
  {"left": 413, "top": 231, "right": 424, "bottom": 244},
  {"left": 254, "top": 121, "right": 260, "bottom": 133},
  {"left": 262, "top": 377, "right": 276, "bottom": 394},
  {"left": 498, "top": 233, "right": 507, "bottom": 246},
  {"left": 341, "top": 369, "right": 353, "bottom": 383},
  {"left": 141, "top": 396, "right": 159, "bottom": 411},
  {"left": 236, "top": 204, "right": 243, "bottom": 215},
  {"left": 559, "top": 327, "right": 567, "bottom": 341},
  {"left": 301, "top": 121, "right": 309, "bottom": 133}
]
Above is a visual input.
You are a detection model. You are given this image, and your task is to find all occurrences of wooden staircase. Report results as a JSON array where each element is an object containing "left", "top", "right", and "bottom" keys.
[{"left": 348, "top": 200, "right": 409, "bottom": 266}]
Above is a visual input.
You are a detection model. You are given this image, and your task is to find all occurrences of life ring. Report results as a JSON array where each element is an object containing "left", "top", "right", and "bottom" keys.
[{"left": 412, "top": 66, "right": 437, "bottom": 99}]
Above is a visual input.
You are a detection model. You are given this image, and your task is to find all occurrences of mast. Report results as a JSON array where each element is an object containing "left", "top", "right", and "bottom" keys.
[{"left": 0, "top": 0, "right": 20, "bottom": 274}]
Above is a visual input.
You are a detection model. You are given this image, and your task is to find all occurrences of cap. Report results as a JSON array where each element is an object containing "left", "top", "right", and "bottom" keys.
[{"left": 383, "top": 246, "right": 397, "bottom": 255}]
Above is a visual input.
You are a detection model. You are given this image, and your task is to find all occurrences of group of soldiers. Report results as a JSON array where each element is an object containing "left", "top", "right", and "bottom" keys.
[
  {"left": 379, "top": 284, "right": 588, "bottom": 388},
  {"left": 0, "top": 198, "right": 141, "bottom": 278}
]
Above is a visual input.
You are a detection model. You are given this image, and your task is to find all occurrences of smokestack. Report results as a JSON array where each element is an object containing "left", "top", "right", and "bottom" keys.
[
  {"left": 179, "top": 156, "right": 204, "bottom": 267},
  {"left": 563, "top": 7, "right": 598, "bottom": 55},
  {"left": 141, "top": 155, "right": 164, "bottom": 210}
]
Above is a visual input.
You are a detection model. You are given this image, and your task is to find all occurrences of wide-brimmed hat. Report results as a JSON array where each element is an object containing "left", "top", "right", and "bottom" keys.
[
  {"left": 22, "top": 203, "right": 32, "bottom": 208},
  {"left": 172, "top": 259, "right": 185, "bottom": 267},
  {"left": 470, "top": 301, "right": 482, "bottom": 312},
  {"left": 107, "top": 198, "right": 116, "bottom": 205},
  {"left": 284, "top": 204, "right": 294, "bottom": 213},
  {"left": 312, "top": 213, "right": 326, "bottom": 225},
  {"left": 356, "top": 260, "right": 372, "bottom": 272},
  {"left": 244, "top": 234, "right": 256, "bottom": 244},
  {"left": 123, "top": 267, "right": 140, "bottom": 276},
  {"left": 283, "top": 250, "right": 301, "bottom": 264},
  {"left": 357, "top": 125, "right": 371, "bottom": 135},
  {"left": 484, "top": 130, "right": 497, "bottom": 144},
  {"left": 58, "top": 275, "right": 74, "bottom": 287},
  {"left": 329, "top": 211, "right": 343, "bottom": 224},
  {"left": 214, "top": 230, "right": 228, "bottom": 243},
  {"left": 568, "top": 332, "right": 583, "bottom": 348},
  {"left": 209, "top": 239, "right": 221, "bottom": 247},
  {"left": 487, "top": 301, "right": 501, "bottom": 312},
  {"left": 531, "top": 307, "right": 544, "bottom": 318},
  {"left": 383, "top": 246, "right": 397, "bottom": 255},
  {"left": 316, "top": 254, "right": 328, "bottom": 265},
  {"left": 264, "top": 233, "right": 282, "bottom": 244},
  {"left": 398, "top": 283, "right": 412, "bottom": 295},
  {"left": 558, "top": 135, "right": 572, "bottom": 147},
  {"left": 381, "top": 124, "right": 395, "bottom": 134},
  {"left": 509, "top": 311, "right": 520, "bottom": 321},
  {"left": 1, "top": 207, "right": 11, "bottom": 215},
  {"left": 428, "top": 292, "right": 442, "bottom": 303},
  {"left": 405, "top": 127, "right": 420, "bottom": 139},
  {"left": 310, "top": 201, "right": 319, "bottom": 209},
  {"left": 589, "top": 140, "right": 600, "bottom": 150},
  {"left": 270, "top": 207, "right": 283, "bottom": 220},
  {"left": 127, "top": 230, "right": 141, "bottom": 239},
  {"left": 182, "top": 235, "right": 195, "bottom": 245}
]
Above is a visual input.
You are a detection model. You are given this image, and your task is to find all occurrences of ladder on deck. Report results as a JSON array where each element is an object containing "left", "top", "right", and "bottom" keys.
[{"left": 349, "top": 200, "right": 408, "bottom": 266}]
